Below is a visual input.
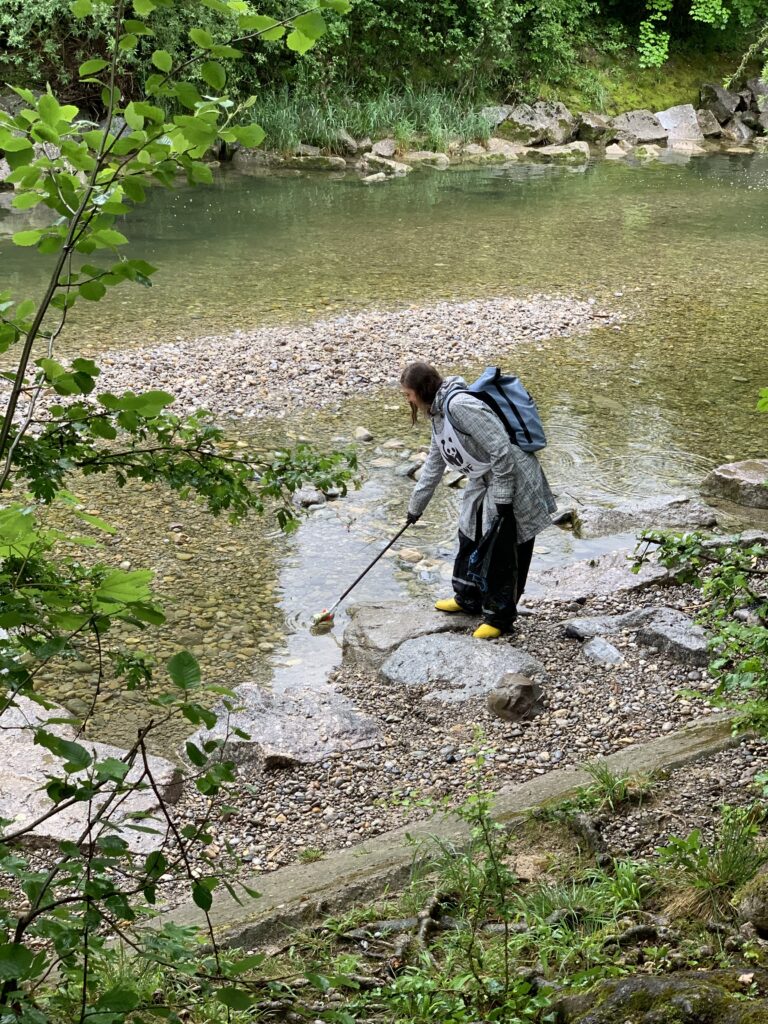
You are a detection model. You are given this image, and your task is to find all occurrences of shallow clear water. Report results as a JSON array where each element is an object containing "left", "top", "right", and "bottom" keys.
[{"left": 2, "top": 153, "right": 767, "bottom": 746}]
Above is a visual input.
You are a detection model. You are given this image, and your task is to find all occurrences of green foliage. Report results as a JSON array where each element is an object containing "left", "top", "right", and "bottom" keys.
[
  {"left": 0, "top": 3, "right": 358, "bottom": 1022},
  {"left": 654, "top": 804, "right": 768, "bottom": 919}
]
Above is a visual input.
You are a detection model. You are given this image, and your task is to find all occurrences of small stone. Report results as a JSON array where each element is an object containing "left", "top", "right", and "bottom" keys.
[{"left": 354, "top": 426, "right": 373, "bottom": 441}]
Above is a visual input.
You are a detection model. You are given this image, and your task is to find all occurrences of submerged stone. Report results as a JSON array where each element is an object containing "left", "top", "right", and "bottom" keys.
[
  {"left": 527, "top": 551, "right": 668, "bottom": 605},
  {"left": 572, "top": 494, "right": 718, "bottom": 538}
]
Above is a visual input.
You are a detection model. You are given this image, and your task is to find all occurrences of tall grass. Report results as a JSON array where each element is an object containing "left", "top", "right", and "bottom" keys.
[{"left": 247, "top": 88, "right": 494, "bottom": 153}]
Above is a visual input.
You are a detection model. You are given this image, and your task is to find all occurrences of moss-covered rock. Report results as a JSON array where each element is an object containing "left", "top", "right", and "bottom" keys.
[
  {"left": 736, "top": 869, "right": 768, "bottom": 930},
  {"left": 554, "top": 969, "right": 768, "bottom": 1023}
]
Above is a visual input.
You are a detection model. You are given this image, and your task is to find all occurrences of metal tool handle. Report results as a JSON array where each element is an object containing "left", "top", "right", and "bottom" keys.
[{"left": 326, "top": 521, "right": 411, "bottom": 616}]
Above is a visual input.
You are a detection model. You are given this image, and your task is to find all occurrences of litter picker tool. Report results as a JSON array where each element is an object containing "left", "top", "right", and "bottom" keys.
[{"left": 311, "top": 521, "right": 411, "bottom": 628}]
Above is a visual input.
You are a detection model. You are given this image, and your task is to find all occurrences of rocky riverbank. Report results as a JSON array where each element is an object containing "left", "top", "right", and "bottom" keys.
[
  {"left": 158, "top": 571, "right": 758, "bottom": 908},
  {"left": 94, "top": 294, "right": 618, "bottom": 421}
]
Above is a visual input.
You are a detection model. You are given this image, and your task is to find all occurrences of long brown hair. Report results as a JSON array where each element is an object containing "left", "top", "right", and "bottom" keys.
[{"left": 400, "top": 362, "right": 443, "bottom": 425}]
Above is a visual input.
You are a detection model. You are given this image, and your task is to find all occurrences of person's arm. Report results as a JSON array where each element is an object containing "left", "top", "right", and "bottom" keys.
[
  {"left": 449, "top": 399, "right": 518, "bottom": 507},
  {"left": 408, "top": 433, "right": 446, "bottom": 519}
]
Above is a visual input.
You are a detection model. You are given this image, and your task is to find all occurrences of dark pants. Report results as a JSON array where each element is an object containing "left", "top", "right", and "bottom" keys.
[{"left": 452, "top": 510, "right": 534, "bottom": 631}]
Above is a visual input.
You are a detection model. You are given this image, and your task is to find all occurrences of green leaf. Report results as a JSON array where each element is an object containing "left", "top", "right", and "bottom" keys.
[
  {"left": 95, "top": 757, "right": 130, "bottom": 783},
  {"left": 73, "top": 510, "right": 116, "bottom": 534},
  {"left": 124, "top": 102, "right": 144, "bottom": 131},
  {"left": 90, "top": 228, "right": 129, "bottom": 248},
  {"left": 94, "top": 568, "right": 154, "bottom": 605},
  {"left": 133, "top": 0, "right": 156, "bottom": 12},
  {"left": 168, "top": 650, "right": 201, "bottom": 690},
  {"left": 151, "top": 48, "right": 173, "bottom": 72},
  {"left": 199, "top": 0, "right": 230, "bottom": 12},
  {"left": 96, "top": 986, "right": 140, "bottom": 1013},
  {"left": 79, "top": 58, "right": 109, "bottom": 76},
  {"left": 319, "top": 0, "right": 351, "bottom": 10},
  {"left": 232, "top": 124, "right": 265, "bottom": 148},
  {"left": 238, "top": 14, "right": 285, "bottom": 39},
  {"left": 192, "top": 880, "right": 213, "bottom": 911},
  {"left": 70, "top": 0, "right": 93, "bottom": 16},
  {"left": 0, "top": 943, "right": 35, "bottom": 981},
  {"left": 185, "top": 741, "right": 207, "bottom": 767},
  {"left": 12, "top": 229, "right": 43, "bottom": 247},
  {"left": 10, "top": 192, "right": 42, "bottom": 210},
  {"left": 215, "top": 988, "right": 254, "bottom": 1010},
  {"left": 79, "top": 280, "right": 107, "bottom": 301},
  {"left": 119, "top": 32, "right": 139, "bottom": 50},
  {"left": 173, "top": 82, "right": 202, "bottom": 110},
  {"left": 38, "top": 96, "right": 61, "bottom": 132},
  {"left": 293, "top": 11, "right": 326, "bottom": 40},
  {"left": 189, "top": 27, "right": 214, "bottom": 48},
  {"left": 0, "top": 132, "right": 33, "bottom": 152},
  {"left": 201, "top": 61, "right": 226, "bottom": 91},
  {"left": 35, "top": 730, "right": 92, "bottom": 773},
  {"left": 123, "top": 18, "right": 154, "bottom": 34},
  {"left": 286, "top": 29, "right": 315, "bottom": 54}
]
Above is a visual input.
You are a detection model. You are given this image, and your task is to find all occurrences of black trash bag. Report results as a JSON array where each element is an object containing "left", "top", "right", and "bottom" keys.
[{"left": 466, "top": 516, "right": 503, "bottom": 594}]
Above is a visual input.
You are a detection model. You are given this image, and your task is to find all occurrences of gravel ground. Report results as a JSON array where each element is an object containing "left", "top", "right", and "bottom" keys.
[
  {"left": 93, "top": 294, "right": 617, "bottom": 420},
  {"left": 159, "top": 580, "right": 736, "bottom": 907}
]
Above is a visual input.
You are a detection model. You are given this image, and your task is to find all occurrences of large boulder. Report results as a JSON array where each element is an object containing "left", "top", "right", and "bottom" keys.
[
  {"left": 402, "top": 150, "right": 450, "bottom": 169},
  {"left": 496, "top": 103, "right": 548, "bottom": 145},
  {"left": 524, "top": 141, "right": 589, "bottom": 164},
  {"left": 636, "top": 608, "right": 709, "bottom": 665},
  {"left": 371, "top": 138, "right": 397, "bottom": 158},
  {"left": 700, "top": 82, "right": 741, "bottom": 123},
  {"left": 190, "top": 685, "right": 380, "bottom": 766},
  {"left": 526, "top": 550, "right": 668, "bottom": 605},
  {"left": 1, "top": 697, "right": 181, "bottom": 853},
  {"left": 577, "top": 112, "right": 612, "bottom": 143},
  {"left": 554, "top": 969, "right": 768, "bottom": 1023},
  {"left": 696, "top": 108, "right": 722, "bottom": 137},
  {"left": 343, "top": 600, "right": 476, "bottom": 670},
  {"left": 480, "top": 104, "right": 515, "bottom": 129},
  {"left": 610, "top": 109, "right": 668, "bottom": 145},
  {"left": 283, "top": 155, "right": 347, "bottom": 171},
  {"left": 701, "top": 460, "right": 768, "bottom": 508},
  {"left": 721, "top": 113, "right": 755, "bottom": 144},
  {"left": 655, "top": 103, "right": 705, "bottom": 143},
  {"left": 531, "top": 101, "right": 577, "bottom": 144},
  {"left": 379, "top": 634, "right": 548, "bottom": 703},
  {"left": 572, "top": 494, "right": 718, "bottom": 539},
  {"left": 333, "top": 129, "right": 360, "bottom": 156}
]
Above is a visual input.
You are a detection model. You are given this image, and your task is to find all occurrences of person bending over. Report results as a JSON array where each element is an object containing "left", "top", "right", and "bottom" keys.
[{"left": 401, "top": 361, "right": 555, "bottom": 640}]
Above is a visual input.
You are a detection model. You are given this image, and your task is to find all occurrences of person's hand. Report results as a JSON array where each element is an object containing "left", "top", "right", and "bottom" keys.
[
  {"left": 496, "top": 504, "right": 515, "bottom": 518},
  {"left": 406, "top": 511, "right": 421, "bottom": 525}
]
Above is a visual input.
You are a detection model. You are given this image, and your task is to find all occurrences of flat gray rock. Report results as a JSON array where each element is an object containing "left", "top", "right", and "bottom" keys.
[
  {"left": 192, "top": 685, "right": 380, "bottom": 766},
  {"left": 1, "top": 697, "right": 181, "bottom": 853},
  {"left": 343, "top": 600, "right": 476, "bottom": 670},
  {"left": 380, "top": 634, "right": 547, "bottom": 703},
  {"left": 527, "top": 551, "right": 668, "bottom": 605},
  {"left": 610, "top": 109, "right": 668, "bottom": 144},
  {"left": 564, "top": 608, "right": 658, "bottom": 639},
  {"left": 655, "top": 103, "right": 705, "bottom": 143},
  {"left": 572, "top": 494, "right": 717, "bottom": 538},
  {"left": 701, "top": 460, "right": 768, "bottom": 509},
  {"left": 582, "top": 637, "right": 624, "bottom": 666},
  {"left": 636, "top": 609, "right": 709, "bottom": 665}
]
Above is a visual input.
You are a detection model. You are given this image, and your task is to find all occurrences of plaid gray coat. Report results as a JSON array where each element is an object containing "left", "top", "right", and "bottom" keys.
[{"left": 408, "top": 376, "right": 556, "bottom": 543}]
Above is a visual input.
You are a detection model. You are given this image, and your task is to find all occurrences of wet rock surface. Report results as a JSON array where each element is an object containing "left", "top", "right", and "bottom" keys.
[
  {"left": 572, "top": 494, "right": 717, "bottom": 538},
  {"left": 379, "top": 633, "right": 548, "bottom": 701},
  {"left": 636, "top": 607, "right": 709, "bottom": 665},
  {"left": 343, "top": 599, "right": 475, "bottom": 670},
  {"left": 702, "top": 460, "right": 768, "bottom": 508},
  {"left": 1, "top": 697, "right": 181, "bottom": 853}
]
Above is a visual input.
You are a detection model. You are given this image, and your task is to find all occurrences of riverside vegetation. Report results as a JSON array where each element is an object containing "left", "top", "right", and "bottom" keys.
[{"left": 2, "top": 4, "right": 768, "bottom": 1024}]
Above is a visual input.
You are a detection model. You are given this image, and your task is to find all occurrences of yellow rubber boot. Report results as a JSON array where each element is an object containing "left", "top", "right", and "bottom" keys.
[
  {"left": 473, "top": 623, "right": 502, "bottom": 640},
  {"left": 435, "top": 597, "right": 464, "bottom": 613}
]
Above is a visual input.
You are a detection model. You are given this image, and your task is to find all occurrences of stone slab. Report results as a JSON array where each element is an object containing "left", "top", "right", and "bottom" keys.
[
  {"left": 1, "top": 696, "right": 181, "bottom": 853},
  {"left": 189, "top": 685, "right": 381, "bottom": 766},
  {"left": 564, "top": 607, "right": 658, "bottom": 639},
  {"left": 343, "top": 600, "right": 476, "bottom": 670},
  {"left": 636, "top": 608, "right": 709, "bottom": 665},
  {"left": 159, "top": 714, "right": 740, "bottom": 948},
  {"left": 701, "top": 460, "right": 768, "bottom": 509},
  {"left": 526, "top": 550, "right": 668, "bottom": 605},
  {"left": 572, "top": 494, "right": 717, "bottom": 538},
  {"left": 655, "top": 103, "right": 705, "bottom": 143},
  {"left": 379, "top": 633, "right": 548, "bottom": 702}
]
